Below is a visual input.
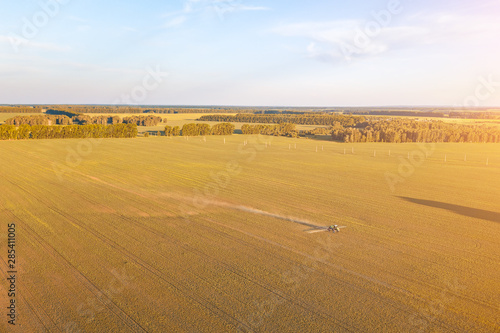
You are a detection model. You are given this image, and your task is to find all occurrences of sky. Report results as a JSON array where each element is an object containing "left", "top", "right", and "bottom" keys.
[{"left": 1, "top": 0, "right": 500, "bottom": 107}]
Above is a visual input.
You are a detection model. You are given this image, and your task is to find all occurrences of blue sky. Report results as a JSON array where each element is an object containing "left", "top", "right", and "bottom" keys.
[{"left": 1, "top": 0, "right": 500, "bottom": 106}]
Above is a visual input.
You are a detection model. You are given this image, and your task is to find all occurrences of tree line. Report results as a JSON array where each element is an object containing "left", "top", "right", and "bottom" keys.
[
  {"left": 122, "top": 115, "right": 163, "bottom": 126},
  {"left": 22, "top": 105, "right": 271, "bottom": 114},
  {"left": 164, "top": 123, "right": 235, "bottom": 136},
  {"left": 163, "top": 126, "right": 181, "bottom": 136},
  {"left": 44, "top": 106, "right": 306, "bottom": 114},
  {"left": 329, "top": 119, "right": 500, "bottom": 143},
  {"left": 241, "top": 123, "right": 298, "bottom": 137},
  {"left": 350, "top": 111, "right": 445, "bottom": 117},
  {"left": 198, "top": 114, "right": 366, "bottom": 127},
  {"left": 0, "top": 106, "right": 45, "bottom": 113},
  {"left": 448, "top": 112, "right": 500, "bottom": 119},
  {"left": 73, "top": 115, "right": 122, "bottom": 125},
  {"left": 3, "top": 105, "right": 500, "bottom": 118},
  {"left": 210, "top": 116, "right": 500, "bottom": 143},
  {"left": 5, "top": 115, "right": 73, "bottom": 126},
  {"left": 350, "top": 110, "right": 500, "bottom": 119},
  {"left": 0, "top": 124, "right": 138, "bottom": 140}
]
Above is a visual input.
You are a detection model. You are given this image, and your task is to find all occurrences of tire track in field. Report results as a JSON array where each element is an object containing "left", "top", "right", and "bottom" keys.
[
  {"left": 374, "top": 213, "right": 498, "bottom": 263},
  {"left": 101, "top": 211, "right": 356, "bottom": 332},
  {"left": 345, "top": 232, "right": 500, "bottom": 309},
  {"left": 73, "top": 170, "right": 321, "bottom": 230},
  {"left": 197, "top": 219, "right": 437, "bottom": 329},
  {"left": 202, "top": 197, "right": 500, "bottom": 314},
  {"left": 4, "top": 171, "right": 248, "bottom": 330},
  {"left": 0, "top": 205, "right": 62, "bottom": 332},
  {"left": 69, "top": 170, "right": 499, "bottom": 316},
  {"left": 17, "top": 174, "right": 356, "bottom": 332},
  {"left": 33, "top": 147, "right": 499, "bottom": 271},
  {"left": 46, "top": 179, "right": 360, "bottom": 331},
  {"left": 384, "top": 225, "right": 497, "bottom": 264},
  {"left": 201, "top": 217, "right": 467, "bottom": 333},
  {"left": 8, "top": 208, "right": 187, "bottom": 333},
  {"left": 231, "top": 180, "right": 500, "bottom": 262},
  {"left": 193, "top": 219, "right": 404, "bottom": 331},
  {"left": 200, "top": 220, "right": 497, "bottom": 332},
  {"left": 92, "top": 215, "right": 251, "bottom": 306},
  {"left": 2, "top": 182, "right": 149, "bottom": 333},
  {"left": 45, "top": 207, "right": 251, "bottom": 332},
  {"left": 56, "top": 188, "right": 352, "bottom": 331},
  {"left": 6, "top": 179, "right": 252, "bottom": 332},
  {"left": 347, "top": 229, "right": 500, "bottom": 315},
  {"left": 78, "top": 205, "right": 251, "bottom": 308},
  {"left": 59, "top": 169, "right": 500, "bottom": 318},
  {"left": 19, "top": 282, "right": 63, "bottom": 333},
  {"left": 62, "top": 165, "right": 499, "bottom": 266},
  {"left": 18, "top": 219, "right": 148, "bottom": 333},
  {"left": 0, "top": 256, "right": 58, "bottom": 332}
]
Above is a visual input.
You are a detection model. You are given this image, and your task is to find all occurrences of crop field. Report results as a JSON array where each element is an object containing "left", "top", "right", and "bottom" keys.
[{"left": 0, "top": 136, "right": 499, "bottom": 332}]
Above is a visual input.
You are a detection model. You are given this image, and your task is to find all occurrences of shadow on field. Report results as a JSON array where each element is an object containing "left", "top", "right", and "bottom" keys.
[{"left": 398, "top": 197, "right": 500, "bottom": 223}]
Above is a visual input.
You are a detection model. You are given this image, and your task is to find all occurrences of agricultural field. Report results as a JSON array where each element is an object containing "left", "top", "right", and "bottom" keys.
[{"left": 0, "top": 135, "right": 499, "bottom": 332}]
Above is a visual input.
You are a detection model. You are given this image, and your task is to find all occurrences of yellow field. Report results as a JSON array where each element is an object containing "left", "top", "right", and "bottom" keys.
[{"left": 0, "top": 135, "right": 499, "bottom": 332}]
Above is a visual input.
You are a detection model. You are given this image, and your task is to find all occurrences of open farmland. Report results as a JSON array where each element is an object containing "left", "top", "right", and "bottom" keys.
[{"left": 0, "top": 136, "right": 499, "bottom": 332}]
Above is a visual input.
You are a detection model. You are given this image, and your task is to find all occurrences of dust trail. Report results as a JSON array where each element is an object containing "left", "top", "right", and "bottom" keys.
[
  {"left": 73, "top": 172, "right": 324, "bottom": 229},
  {"left": 207, "top": 200, "right": 324, "bottom": 230}
]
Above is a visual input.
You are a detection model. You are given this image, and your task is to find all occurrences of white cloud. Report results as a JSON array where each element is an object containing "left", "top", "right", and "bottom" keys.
[
  {"left": 273, "top": 13, "right": 500, "bottom": 64},
  {"left": 162, "top": 0, "right": 269, "bottom": 27},
  {"left": 163, "top": 16, "right": 187, "bottom": 28},
  {"left": 0, "top": 35, "right": 71, "bottom": 52},
  {"left": 422, "top": 13, "right": 500, "bottom": 43},
  {"left": 62, "top": 62, "right": 144, "bottom": 75},
  {"left": 273, "top": 21, "right": 427, "bottom": 62},
  {"left": 0, "top": 63, "right": 46, "bottom": 77}
]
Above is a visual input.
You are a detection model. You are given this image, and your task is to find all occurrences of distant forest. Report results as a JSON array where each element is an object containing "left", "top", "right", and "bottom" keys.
[
  {"left": 328, "top": 119, "right": 500, "bottom": 143},
  {"left": 4, "top": 114, "right": 163, "bottom": 126},
  {"left": 0, "top": 106, "right": 46, "bottom": 113},
  {"left": 0, "top": 105, "right": 328, "bottom": 114},
  {"left": 350, "top": 110, "right": 500, "bottom": 119},
  {"left": 240, "top": 120, "right": 500, "bottom": 143},
  {"left": 201, "top": 114, "right": 500, "bottom": 143},
  {"left": 1, "top": 105, "right": 499, "bottom": 118},
  {"left": 164, "top": 123, "right": 235, "bottom": 136},
  {"left": 0, "top": 105, "right": 262, "bottom": 114},
  {"left": 198, "top": 114, "right": 365, "bottom": 126}
]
